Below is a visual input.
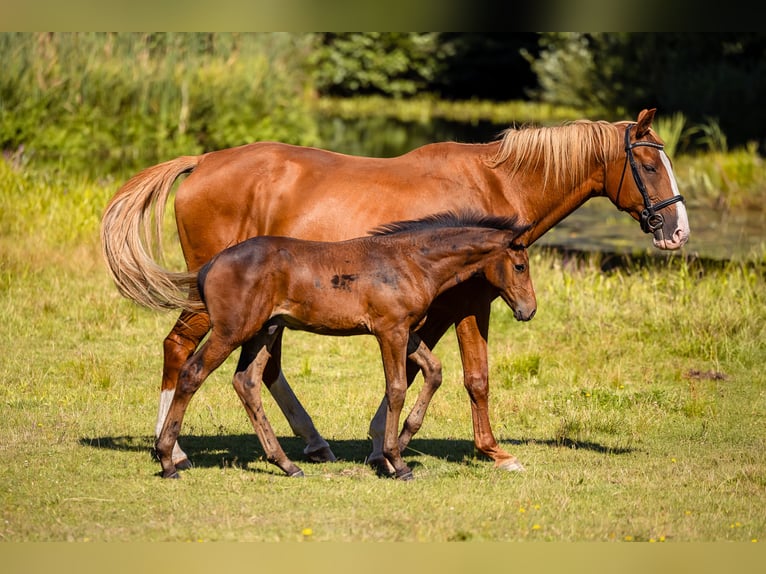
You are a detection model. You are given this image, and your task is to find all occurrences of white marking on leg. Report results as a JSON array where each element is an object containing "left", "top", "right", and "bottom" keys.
[
  {"left": 155, "top": 389, "right": 175, "bottom": 438},
  {"left": 156, "top": 388, "right": 187, "bottom": 463}
]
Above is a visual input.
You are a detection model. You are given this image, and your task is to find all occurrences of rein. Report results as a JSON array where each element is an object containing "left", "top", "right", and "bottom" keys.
[{"left": 616, "top": 124, "right": 685, "bottom": 234}]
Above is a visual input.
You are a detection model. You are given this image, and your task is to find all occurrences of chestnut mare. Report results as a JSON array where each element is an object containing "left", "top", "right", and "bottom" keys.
[
  {"left": 101, "top": 108, "right": 689, "bottom": 473},
  {"left": 155, "top": 212, "right": 536, "bottom": 480}
]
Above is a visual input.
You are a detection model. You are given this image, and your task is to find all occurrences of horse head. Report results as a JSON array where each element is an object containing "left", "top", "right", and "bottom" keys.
[
  {"left": 483, "top": 243, "right": 537, "bottom": 322},
  {"left": 606, "top": 108, "right": 690, "bottom": 250}
]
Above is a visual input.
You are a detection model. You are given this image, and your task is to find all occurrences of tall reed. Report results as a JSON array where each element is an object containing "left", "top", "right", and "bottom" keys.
[{"left": 0, "top": 33, "right": 319, "bottom": 175}]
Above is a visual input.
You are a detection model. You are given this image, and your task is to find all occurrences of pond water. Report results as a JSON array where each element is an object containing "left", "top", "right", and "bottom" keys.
[
  {"left": 319, "top": 117, "right": 766, "bottom": 262},
  {"left": 534, "top": 197, "right": 766, "bottom": 262}
]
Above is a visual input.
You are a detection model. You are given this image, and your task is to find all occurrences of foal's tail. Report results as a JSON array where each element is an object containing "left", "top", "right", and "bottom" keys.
[{"left": 100, "top": 156, "right": 206, "bottom": 312}]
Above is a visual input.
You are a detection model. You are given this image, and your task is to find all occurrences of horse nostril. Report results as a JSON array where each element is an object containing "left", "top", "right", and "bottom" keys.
[
  {"left": 673, "top": 227, "right": 689, "bottom": 246},
  {"left": 515, "top": 308, "right": 536, "bottom": 321}
]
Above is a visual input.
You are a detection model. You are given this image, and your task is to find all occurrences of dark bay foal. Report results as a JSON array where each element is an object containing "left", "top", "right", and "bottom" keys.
[{"left": 155, "top": 212, "right": 537, "bottom": 480}]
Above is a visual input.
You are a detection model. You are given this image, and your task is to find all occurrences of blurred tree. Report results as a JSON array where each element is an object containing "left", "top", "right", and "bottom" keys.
[
  {"left": 431, "top": 33, "right": 539, "bottom": 100},
  {"left": 309, "top": 33, "right": 446, "bottom": 98},
  {"left": 526, "top": 33, "right": 766, "bottom": 148},
  {"left": 310, "top": 33, "right": 539, "bottom": 100}
]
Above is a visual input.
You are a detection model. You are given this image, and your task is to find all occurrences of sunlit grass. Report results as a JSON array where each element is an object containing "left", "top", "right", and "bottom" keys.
[{"left": 1, "top": 165, "right": 764, "bottom": 541}]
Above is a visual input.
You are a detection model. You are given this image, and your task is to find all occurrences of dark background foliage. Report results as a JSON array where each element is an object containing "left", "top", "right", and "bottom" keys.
[{"left": 2, "top": 32, "right": 764, "bottom": 171}]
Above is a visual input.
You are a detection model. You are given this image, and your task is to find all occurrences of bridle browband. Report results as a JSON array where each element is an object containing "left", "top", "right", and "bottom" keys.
[{"left": 617, "top": 124, "right": 685, "bottom": 234}]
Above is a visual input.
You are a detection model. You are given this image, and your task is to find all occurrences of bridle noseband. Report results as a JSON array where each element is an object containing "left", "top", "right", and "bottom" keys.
[{"left": 617, "top": 124, "right": 685, "bottom": 234}]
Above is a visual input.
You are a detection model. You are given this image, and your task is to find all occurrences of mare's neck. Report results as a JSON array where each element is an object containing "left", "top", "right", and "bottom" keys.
[
  {"left": 523, "top": 180, "right": 598, "bottom": 245},
  {"left": 485, "top": 145, "right": 606, "bottom": 247}
]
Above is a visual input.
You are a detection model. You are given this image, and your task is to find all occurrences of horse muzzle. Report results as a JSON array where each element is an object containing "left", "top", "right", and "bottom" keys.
[{"left": 514, "top": 307, "right": 536, "bottom": 322}]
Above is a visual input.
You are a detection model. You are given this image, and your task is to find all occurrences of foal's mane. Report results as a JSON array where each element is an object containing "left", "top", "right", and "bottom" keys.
[
  {"left": 370, "top": 211, "right": 522, "bottom": 237},
  {"left": 489, "top": 120, "right": 624, "bottom": 190}
]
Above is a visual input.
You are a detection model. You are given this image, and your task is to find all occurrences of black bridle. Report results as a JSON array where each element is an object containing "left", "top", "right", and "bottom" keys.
[{"left": 617, "top": 124, "right": 685, "bottom": 234}]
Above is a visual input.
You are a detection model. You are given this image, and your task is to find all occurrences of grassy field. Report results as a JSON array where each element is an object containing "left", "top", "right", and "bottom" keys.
[{"left": 1, "top": 160, "right": 765, "bottom": 543}]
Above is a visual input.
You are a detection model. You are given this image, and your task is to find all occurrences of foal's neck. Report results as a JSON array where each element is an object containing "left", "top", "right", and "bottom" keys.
[{"left": 414, "top": 229, "right": 507, "bottom": 296}]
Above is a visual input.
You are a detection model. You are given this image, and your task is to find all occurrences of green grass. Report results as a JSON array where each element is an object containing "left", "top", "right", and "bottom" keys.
[{"left": 1, "top": 164, "right": 765, "bottom": 542}]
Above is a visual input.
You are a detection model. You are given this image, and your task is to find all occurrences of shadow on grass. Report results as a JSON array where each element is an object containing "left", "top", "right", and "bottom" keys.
[
  {"left": 79, "top": 433, "right": 634, "bottom": 475},
  {"left": 79, "top": 434, "right": 474, "bottom": 470},
  {"left": 506, "top": 437, "right": 636, "bottom": 456}
]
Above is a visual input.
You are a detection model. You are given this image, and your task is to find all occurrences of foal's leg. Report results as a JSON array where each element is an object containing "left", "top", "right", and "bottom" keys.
[
  {"left": 454, "top": 297, "right": 524, "bottom": 472},
  {"left": 232, "top": 338, "right": 304, "bottom": 478},
  {"left": 397, "top": 333, "right": 443, "bottom": 452},
  {"left": 377, "top": 330, "right": 414, "bottom": 480},
  {"left": 262, "top": 327, "right": 336, "bottom": 463},
  {"left": 367, "top": 314, "right": 452, "bottom": 474},
  {"left": 155, "top": 333, "right": 233, "bottom": 478},
  {"left": 157, "top": 309, "right": 211, "bottom": 469}
]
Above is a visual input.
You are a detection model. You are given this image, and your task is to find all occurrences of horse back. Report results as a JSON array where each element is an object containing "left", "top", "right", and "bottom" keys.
[{"left": 173, "top": 141, "right": 501, "bottom": 270}]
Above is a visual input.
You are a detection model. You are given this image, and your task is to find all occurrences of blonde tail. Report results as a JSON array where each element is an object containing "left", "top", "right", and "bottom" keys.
[{"left": 100, "top": 156, "right": 205, "bottom": 312}]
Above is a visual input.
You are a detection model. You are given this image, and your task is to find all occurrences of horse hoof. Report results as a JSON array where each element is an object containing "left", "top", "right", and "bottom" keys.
[
  {"left": 396, "top": 469, "right": 414, "bottom": 481},
  {"left": 367, "top": 455, "right": 396, "bottom": 476},
  {"left": 174, "top": 458, "right": 192, "bottom": 471},
  {"left": 289, "top": 469, "right": 305, "bottom": 478},
  {"left": 162, "top": 470, "right": 181, "bottom": 479},
  {"left": 496, "top": 459, "right": 525, "bottom": 472},
  {"left": 304, "top": 445, "right": 337, "bottom": 463}
]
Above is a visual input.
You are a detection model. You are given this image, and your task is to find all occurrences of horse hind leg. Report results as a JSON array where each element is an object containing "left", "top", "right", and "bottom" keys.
[
  {"left": 398, "top": 333, "right": 442, "bottom": 452},
  {"left": 233, "top": 338, "right": 304, "bottom": 478},
  {"left": 261, "top": 326, "right": 336, "bottom": 463},
  {"left": 157, "top": 310, "right": 211, "bottom": 470},
  {"left": 156, "top": 333, "right": 232, "bottom": 478}
]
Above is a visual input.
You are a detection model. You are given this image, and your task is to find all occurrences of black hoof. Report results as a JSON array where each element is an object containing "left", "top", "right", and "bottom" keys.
[
  {"left": 304, "top": 445, "right": 337, "bottom": 463},
  {"left": 373, "top": 464, "right": 395, "bottom": 478},
  {"left": 161, "top": 470, "right": 181, "bottom": 479},
  {"left": 396, "top": 469, "right": 414, "bottom": 481},
  {"left": 174, "top": 458, "right": 193, "bottom": 471}
]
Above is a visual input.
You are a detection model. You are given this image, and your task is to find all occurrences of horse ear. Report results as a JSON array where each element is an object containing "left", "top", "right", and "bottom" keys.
[{"left": 635, "top": 108, "right": 657, "bottom": 137}]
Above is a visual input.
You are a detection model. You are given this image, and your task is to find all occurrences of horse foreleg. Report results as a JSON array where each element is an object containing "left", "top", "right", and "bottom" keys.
[
  {"left": 262, "top": 327, "right": 336, "bottom": 463},
  {"left": 377, "top": 331, "right": 413, "bottom": 480},
  {"left": 367, "top": 315, "right": 451, "bottom": 474},
  {"left": 455, "top": 307, "right": 524, "bottom": 472},
  {"left": 233, "top": 340, "right": 304, "bottom": 478},
  {"left": 158, "top": 310, "right": 211, "bottom": 469},
  {"left": 366, "top": 348, "right": 424, "bottom": 475}
]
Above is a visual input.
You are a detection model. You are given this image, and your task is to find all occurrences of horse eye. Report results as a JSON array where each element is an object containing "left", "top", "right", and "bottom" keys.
[
  {"left": 514, "top": 263, "right": 526, "bottom": 272},
  {"left": 643, "top": 163, "right": 657, "bottom": 173}
]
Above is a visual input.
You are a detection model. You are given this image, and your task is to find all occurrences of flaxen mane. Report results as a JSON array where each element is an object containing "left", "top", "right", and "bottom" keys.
[{"left": 489, "top": 120, "right": 624, "bottom": 190}]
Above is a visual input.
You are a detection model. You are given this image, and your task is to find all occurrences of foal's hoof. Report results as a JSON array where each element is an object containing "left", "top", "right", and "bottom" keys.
[
  {"left": 304, "top": 445, "right": 337, "bottom": 463},
  {"left": 288, "top": 469, "right": 305, "bottom": 478},
  {"left": 174, "top": 458, "right": 193, "bottom": 471},
  {"left": 395, "top": 469, "right": 414, "bottom": 481},
  {"left": 367, "top": 455, "right": 396, "bottom": 477},
  {"left": 496, "top": 458, "right": 525, "bottom": 472},
  {"left": 161, "top": 470, "right": 181, "bottom": 479}
]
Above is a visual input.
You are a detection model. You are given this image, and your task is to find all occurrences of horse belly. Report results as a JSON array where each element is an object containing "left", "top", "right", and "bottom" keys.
[{"left": 276, "top": 300, "right": 372, "bottom": 337}]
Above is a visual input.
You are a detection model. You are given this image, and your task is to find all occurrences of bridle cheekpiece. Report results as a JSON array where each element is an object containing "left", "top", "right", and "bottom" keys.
[{"left": 617, "top": 124, "right": 685, "bottom": 234}]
